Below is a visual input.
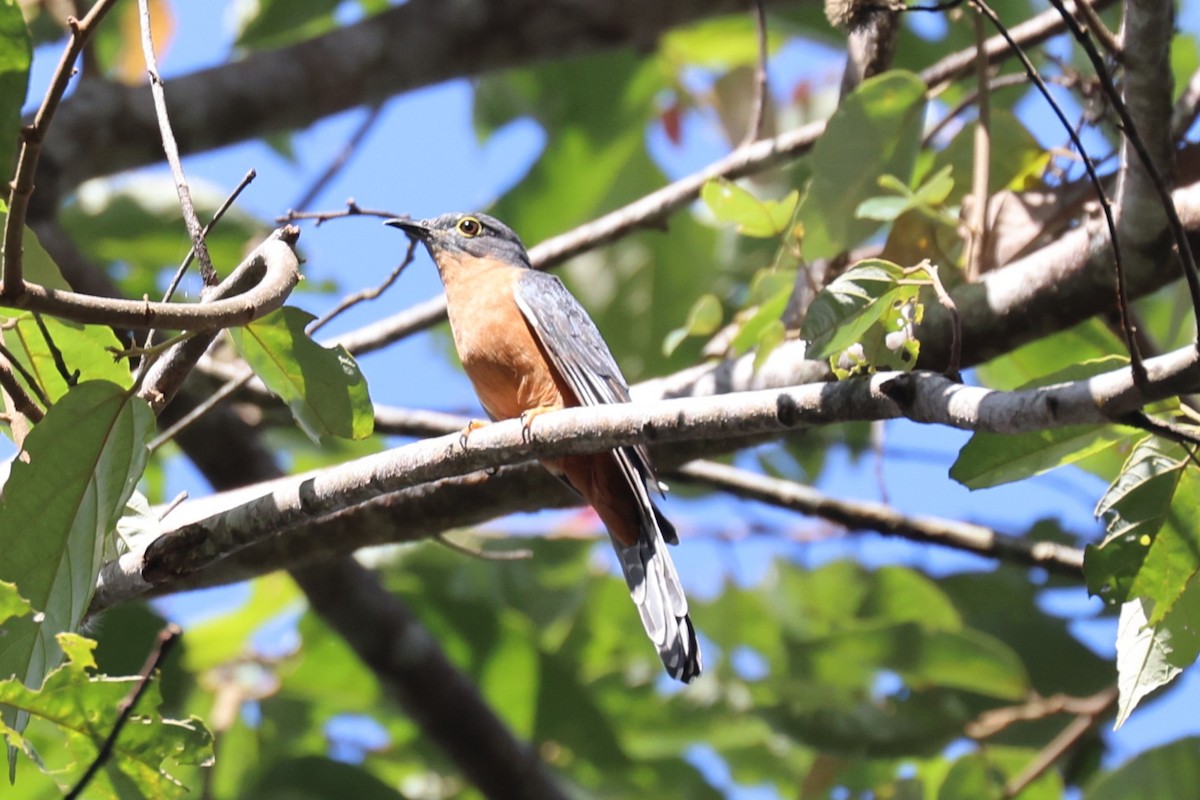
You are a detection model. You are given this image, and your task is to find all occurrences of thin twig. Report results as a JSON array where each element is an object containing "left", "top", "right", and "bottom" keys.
[
  {"left": 1118, "top": 410, "right": 1200, "bottom": 448},
  {"left": 964, "top": 10, "right": 992, "bottom": 282},
  {"left": 136, "top": 0, "right": 216, "bottom": 285},
  {"left": 1171, "top": 67, "right": 1200, "bottom": 142},
  {"left": 64, "top": 624, "right": 182, "bottom": 800},
  {"left": 741, "top": 0, "right": 770, "bottom": 146},
  {"left": 1, "top": 0, "right": 120, "bottom": 297},
  {"left": 291, "top": 104, "right": 385, "bottom": 213},
  {"left": 0, "top": 355, "right": 45, "bottom": 424},
  {"left": 971, "top": 0, "right": 1145, "bottom": 386},
  {"left": 923, "top": 72, "right": 1027, "bottom": 146},
  {"left": 32, "top": 312, "right": 77, "bottom": 388},
  {"left": 1002, "top": 686, "right": 1118, "bottom": 798},
  {"left": 307, "top": 236, "right": 418, "bottom": 335},
  {"left": 277, "top": 199, "right": 398, "bottom": 226},
  {"left": 433, "top": 533, "right": 533, "bottom": 562},
  {"left": 1042, "top": 0, "right": 1200, "bottom": 358},
  {"left": 148, "top": 371, "right": 251, "bottom": 453},
  {"left": 921, "top": 264, "right": 962, "bottom": 378},
  {"left": 157, "top": 491, "right": 189, "bottom": 522},
  {"left": 0, "top": 341, "right": 51, "bottom": 408},
  {"left": 672, "top": 459, "right": 1085, "bottom": 575},
  {"left": 134, "top": 168, "right": 258, "bottom": 386},
  {"left": 967, "top": 686, "right": 1118, "bottom": 740}
]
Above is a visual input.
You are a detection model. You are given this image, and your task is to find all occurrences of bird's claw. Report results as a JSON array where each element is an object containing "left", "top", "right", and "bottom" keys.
[{"left": 459, "top": 419, "right": 488, "bottom": 448}]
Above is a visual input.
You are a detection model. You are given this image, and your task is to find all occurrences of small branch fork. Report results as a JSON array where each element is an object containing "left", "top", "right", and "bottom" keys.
[{"left": 2, "top": 0, "right": 120, "bottom": 297}]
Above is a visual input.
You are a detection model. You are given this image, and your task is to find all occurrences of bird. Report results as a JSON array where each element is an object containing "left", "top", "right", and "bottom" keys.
[{"left": 386, "top": 212, "right": 701, "bottom": 683}]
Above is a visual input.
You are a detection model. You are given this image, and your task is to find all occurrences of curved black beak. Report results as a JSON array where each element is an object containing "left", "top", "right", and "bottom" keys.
[{"left": 384, "top": 217, "right": 430, "bottom": 239}]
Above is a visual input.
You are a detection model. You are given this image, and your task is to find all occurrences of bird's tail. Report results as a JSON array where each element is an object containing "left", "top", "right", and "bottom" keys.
[{"left": 611, "top": 499, "right": 702, "bottom": 683}]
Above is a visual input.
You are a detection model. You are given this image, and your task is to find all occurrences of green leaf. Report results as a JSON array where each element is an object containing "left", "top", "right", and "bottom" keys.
[
  {"left": 229, "top": 307, "right": 374, "bottom": 442},
  {"left": 0, "top": 580, "right": 30, "bottom": 627},
  {"left": 702, "top": 179, "right": 798, "bottom": 237},
  {"left": 0, "top": 381, "right": 153, "bottom": 700},
  {"left": 3, "top": 314, "right": 131, "bottom": 400},
  {"left": 950, "top": 425, "right": 1129, "bottom": 489},
  {"left": 659, "top": 15, "right": 787, "bottom": 69},
  {"left": 181, "top": 574, "right": 303, "bottom": 674},
  {"left": 1113, "top": 593, "right": 1197, "bottom": 729},
  {"left": 1086, "top": 438, "right": 1189, "bottom": 604},
  {"left": 0, "top": 631, "right": 212, "bottom": 797},
  {"left": 929, "top": 110, "right": 1051, "bottom": 204},
  {"left": 801, "top": 259, "right": 926, "bottom": 372},
  {"left": 731, "top": 270, "right": 794, "bottom": 355},
  {"left": 1122, "top": 465, "right": 1200, "bottom": 625},
  {"left": 753, "top": 319, "right": 786, "bottom": 370},
  {"left": 247, "top": 756, "right": 408, "bottom": 800},
  {"left": 234, "top": 0, "right": 341, "bottom": 51},
  {"left": 1085, "top": 738, "right": 1200, "bottom": 799},
  {"left": 0, "top": 0, "right": 30, "bottom": 187},
  {"left": 856, "top": 195, "right": 913, "bottom": 222},
  {"left": 975, "top": 320, "right": 1123, "bottom": 390},
  {"left": 797, "top": 622, "right": 1029, "bottom": 700},
  {"left": 663, "top": 293, "right": 723, "bottom": 356},
  {"left": 795, "top": 71, "right": 927, "bottom": 260},
  {"left": 479, "top": 612, "right": 539, "bottom": 738}
]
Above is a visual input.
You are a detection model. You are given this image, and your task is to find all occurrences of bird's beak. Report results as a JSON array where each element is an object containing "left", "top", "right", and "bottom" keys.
[{"left": 384, "top": 217, "right": 431, "bottom": 239}]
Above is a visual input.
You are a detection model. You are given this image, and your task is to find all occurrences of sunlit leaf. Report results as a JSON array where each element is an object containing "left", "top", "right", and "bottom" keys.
[
  {"left": 1113, "top": 592, "right": 1198, "bottom": 729},
  {"left": 234, "top": 0, "right": 341, "bottom": 51},
  {"left": 950, "top": 425, "right": 1129, "bottom": 489},
  {"left": 0, "top": 631, "right": 212, "bottom": 797},
  {"left": 930, "top": 110, "right": 1052, "bottom": 204},
  {"left": 795, "top": 71, "right": 927, "bottom": 260},
  {"left": 3, "top": 314, "right": 132, "bottom": 401},
  {"left": 702, "top": 178, "right": 798, "bottom": 237},
  {"left": 230, "top": 307, "right": 374, "bottom": 442},
  {"left": 1085, "top": 737, "right": 1200, "bottom": 799},
  {"left": 1086, "top": 438, "right": 1188, "bottom": 604},
  {"left": 663, "top": 292, "right": 723, "bottom": 356},
  {"left": 0, "top": 381, "right": 153, "bottom": 713}
]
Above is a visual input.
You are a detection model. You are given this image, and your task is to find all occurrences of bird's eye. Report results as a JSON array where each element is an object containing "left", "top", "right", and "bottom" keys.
[{"left": 456, "top": 216, "right": 482, "bottom": 237}]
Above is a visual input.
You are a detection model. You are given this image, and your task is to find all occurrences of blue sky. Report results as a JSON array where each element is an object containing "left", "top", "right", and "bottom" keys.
[{"left": 16, "top": 0, "right": 1200, "bottom": 794}]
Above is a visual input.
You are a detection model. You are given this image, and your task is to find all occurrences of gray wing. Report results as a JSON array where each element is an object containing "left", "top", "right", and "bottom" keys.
[
  {"left": 515, "top": 269, "right": 700, "bottom": 682},
  {"left": 513, "top": 269, "right": 660, "bottom": 492}
]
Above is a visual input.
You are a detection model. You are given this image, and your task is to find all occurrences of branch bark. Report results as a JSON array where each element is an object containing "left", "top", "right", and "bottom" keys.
[{"left": 93, "top": 343, "right": 1200, "bottom": 609}]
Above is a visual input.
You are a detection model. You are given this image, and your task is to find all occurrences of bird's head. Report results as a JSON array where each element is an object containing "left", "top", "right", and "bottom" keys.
[{"left": 386, "top": 212, "right": 532, "bottom": 270}]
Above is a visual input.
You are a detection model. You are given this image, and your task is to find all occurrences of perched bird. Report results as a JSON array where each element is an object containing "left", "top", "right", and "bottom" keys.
[{"left": 387, "top": 212, "right": 701, "bottom": 682}]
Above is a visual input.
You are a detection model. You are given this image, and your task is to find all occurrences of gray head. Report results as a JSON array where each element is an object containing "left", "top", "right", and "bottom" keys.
[{"left": 385, "top": 212, "right": 532, "bottom": 269}]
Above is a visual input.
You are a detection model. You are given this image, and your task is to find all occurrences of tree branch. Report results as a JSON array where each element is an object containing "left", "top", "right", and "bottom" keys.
[
  {"left": 91, "top": 343, "right": 1200, "bottom": 609},
  {"left": 673, "top": 459, "right": 1084, "bottom": 575}
]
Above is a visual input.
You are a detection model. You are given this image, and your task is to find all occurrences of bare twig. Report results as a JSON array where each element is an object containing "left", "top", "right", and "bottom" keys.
[
  {"left": 32, "top": 312, "right": 77, "bottom": 388},
  {"left": 1003, "top": 686, "right": 1118, "bottom": 798},
  {"left": 64, "top": 625, "right": 182, "bottom": 800},
  {"left": 135, "top": 168, "right": 258, "bottom": 386},
  {"left": 923, "top": 72, "right": 1027, "bottom": 146},
  {"left": 148, "top": 372, "right": 251, "bottom": 453},
  {"left": 923, "top": 264, "right": 962, "bottom": 378},
  {"left": 673, "top": 459, "right": 1084, "bottom": 575},
  {"left": 137, "top": 0, "right": 215, "bottom": 285},
  {"left": 0, "top": 341, "right": 51, "bottom": 408},
  {"left": 742, "top": 0, "right": 770, "bottom": 146},
  {"left": 0, "top": 355, "right": 45, "bottom": 424},
  {"left": 434, "top": 533, "right": 533, "bottom": 562},
  {"left": 967, "top": 686, "right": 1119, "bottom": 741},
  {"left": 964, "top": 10, "right": 992, "bottom": 282},
  {"left": 970, "top": 0, "right": 1145, "bottom": 385},
  {"left": 1042, "top": 0, "right": 1200, "bottom": 351},
  {"left": 291, "top": 104, "right": 385, "bottom": 213},
  {"left": 158, "top": 491, "right": 189, "bottom": 522},
  {"left": 308, "top": 235, "right": 418, "bottom": 335},
  {"left": 1, "top": 0, "right": 120, "bottom": 297},
  {"left": 277, "top": 199, "right": 397, "bottom": 226}
]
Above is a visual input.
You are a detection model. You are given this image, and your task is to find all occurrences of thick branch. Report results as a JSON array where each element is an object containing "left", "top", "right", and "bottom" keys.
[
  {"left": 38, "top": 0, "right": 797, "bottom": 200},
  {"left": 0, "top": 227, "right": 301, "bottom": 331},
  {"left": 92, "top": 344, "right": 1200, "bottom": 609}
]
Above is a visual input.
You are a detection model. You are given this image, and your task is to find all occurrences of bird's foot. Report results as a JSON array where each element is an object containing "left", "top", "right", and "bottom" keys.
[
  {"left": 519, "top": 406, "right": 555, "bottom": 443},
  {"left": 459, "top": 419, "right": 488, "bottom": 448}
]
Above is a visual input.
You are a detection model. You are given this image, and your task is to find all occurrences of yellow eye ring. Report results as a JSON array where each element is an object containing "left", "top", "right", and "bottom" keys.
[{"left": 456, "top": 216, "right": 482, "bottom": 237}]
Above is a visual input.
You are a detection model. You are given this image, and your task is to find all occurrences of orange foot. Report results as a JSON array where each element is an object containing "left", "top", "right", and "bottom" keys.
[
  {"left": 459, "top": 419, "right": 488, "bottom": 448},
  {"left": 519, "top": 406, "right": 556, "bottom": 443}
]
